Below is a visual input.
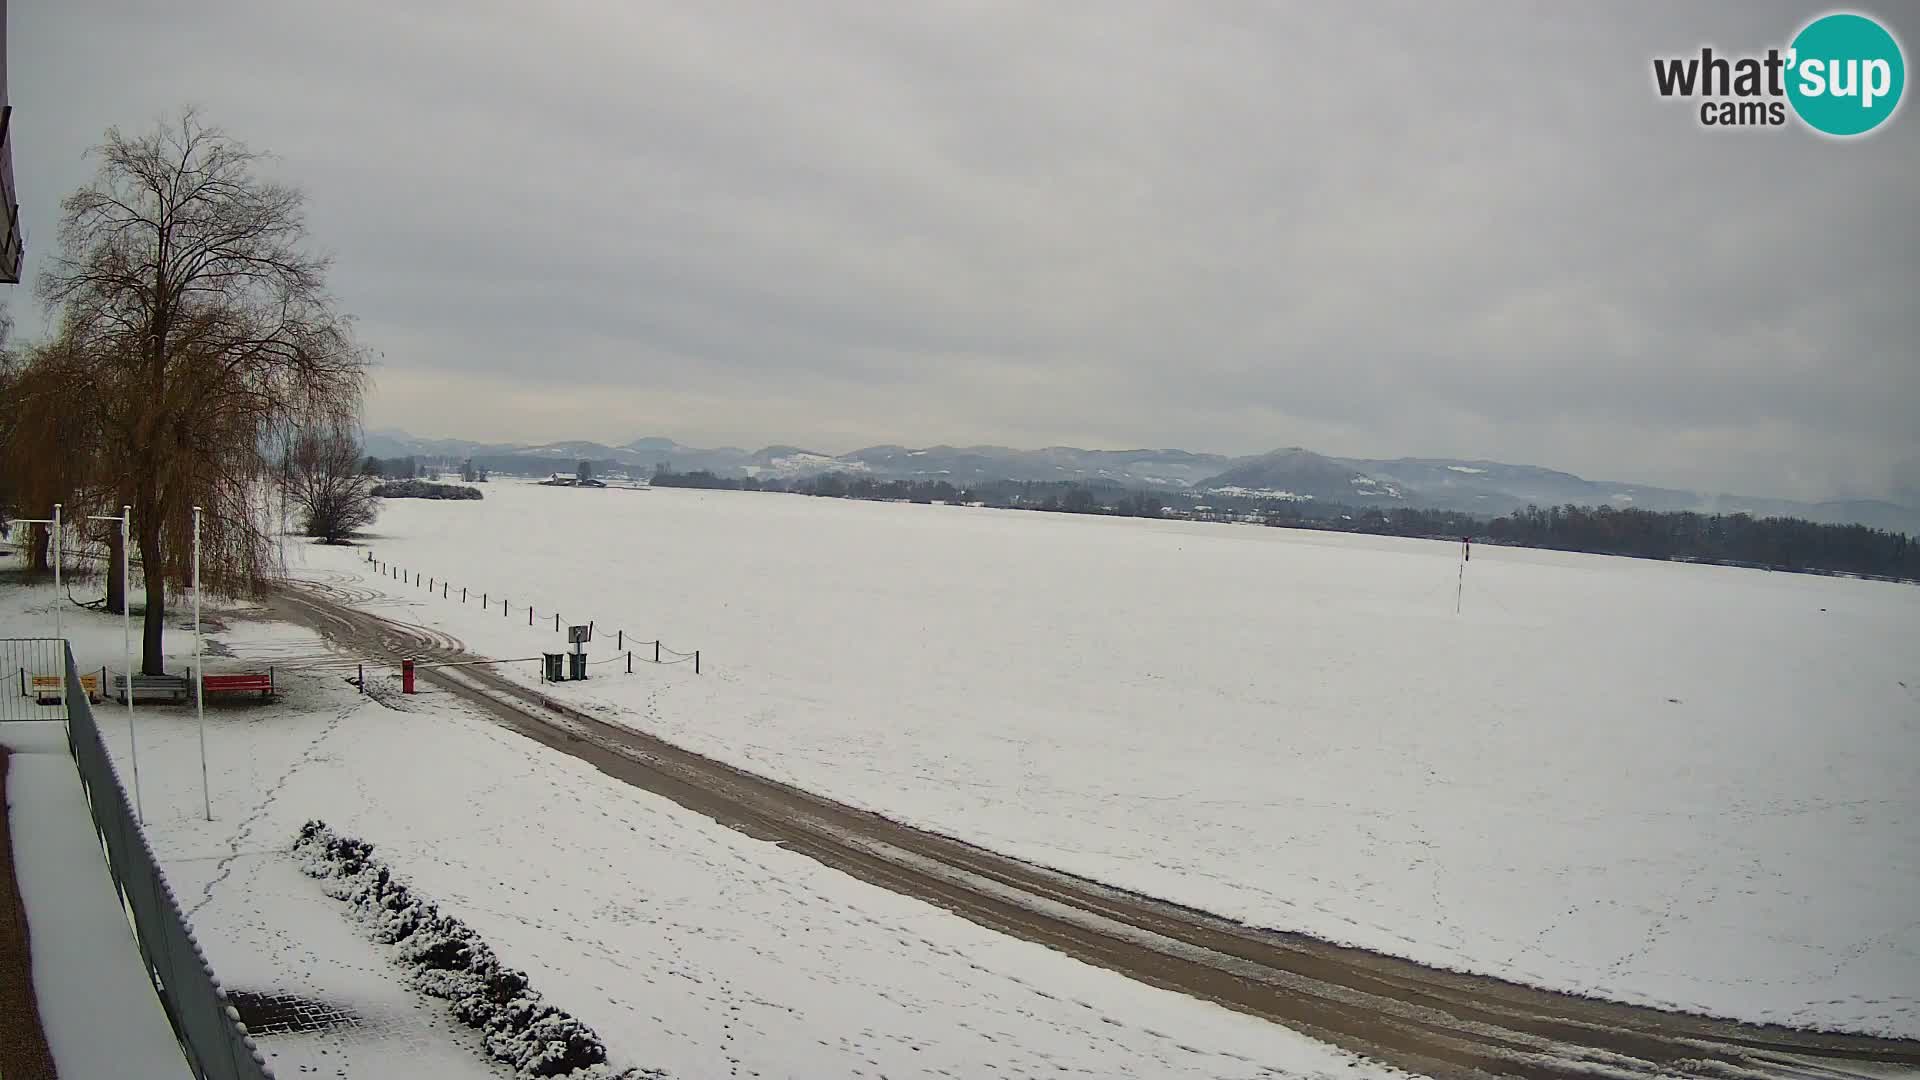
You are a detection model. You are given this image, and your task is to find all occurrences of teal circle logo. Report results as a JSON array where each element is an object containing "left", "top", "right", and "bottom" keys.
[{"left": 1786, "top": 13, "right": 1905, "bottom": 136}]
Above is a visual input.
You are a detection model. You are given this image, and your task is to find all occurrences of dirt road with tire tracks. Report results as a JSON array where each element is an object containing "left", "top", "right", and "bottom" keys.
[{"left": 270, "top": 577, "right": 1920, "bottom": 1080}]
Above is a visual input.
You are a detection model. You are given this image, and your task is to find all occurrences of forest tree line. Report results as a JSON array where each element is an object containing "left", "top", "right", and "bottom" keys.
[
  {"left": 1481, "top": 503, "right": 1917, "bottom": 578},
  {"left": 648, "top": 469, "right": 1919, "bottom": 581}
]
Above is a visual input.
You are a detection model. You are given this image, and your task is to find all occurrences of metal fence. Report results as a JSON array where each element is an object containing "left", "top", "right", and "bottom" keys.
[
  {"left": 60, "top": 643, "right": 279, "bottom": 1080},
  {"left": 1, "top": 637, "right": 73, "bottom": 722}
]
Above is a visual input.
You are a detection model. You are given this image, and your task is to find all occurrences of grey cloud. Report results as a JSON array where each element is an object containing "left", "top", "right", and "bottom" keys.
[{"left": 9, "top": 0, "right": 1917, "bottom": 502}]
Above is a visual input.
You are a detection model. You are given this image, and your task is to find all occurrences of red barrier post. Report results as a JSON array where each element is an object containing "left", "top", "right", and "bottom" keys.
[{"left": 402, "top": 657, "right": 416, "bottom": 695}]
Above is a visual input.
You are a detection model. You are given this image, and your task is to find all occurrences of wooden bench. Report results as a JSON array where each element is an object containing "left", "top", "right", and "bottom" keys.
[
  {"left": 30, "top": 673, "right": 102, "bottom": 705},
  {"left": 201, "top": 671, "right": 276, "bottom": 701},
  {"left": 113, "top": 674, "right": 191, "bottom": 704}
]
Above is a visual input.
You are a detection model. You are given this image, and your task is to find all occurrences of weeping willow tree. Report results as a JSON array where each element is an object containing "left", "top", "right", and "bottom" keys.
[
  {"left": 37, "top": 109, "right": 369, "bottom": 673},
  {"left": 0, "top": 334, "right": 115, "bottom": 585}
]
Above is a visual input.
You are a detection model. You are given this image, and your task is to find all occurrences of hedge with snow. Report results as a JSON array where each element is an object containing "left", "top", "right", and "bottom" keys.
[{"left": 293, "top": 820, "right": 663, "bottom": 1079}]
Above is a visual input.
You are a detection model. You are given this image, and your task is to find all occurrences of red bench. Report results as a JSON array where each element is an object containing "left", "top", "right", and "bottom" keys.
[{"left": 200, "top": 671, "right": 275, "bottom": 700}]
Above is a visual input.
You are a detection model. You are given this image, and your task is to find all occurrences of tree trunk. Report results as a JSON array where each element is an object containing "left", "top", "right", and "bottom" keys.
[
  {"left": 137, "top": 519, "right": 166, "bottom": 675},
  {"left": 105, "top": 528, "right": 126, "bottom": 614},
  {"left": 28, "top": 524, "right": 50, "bottom": 573}
]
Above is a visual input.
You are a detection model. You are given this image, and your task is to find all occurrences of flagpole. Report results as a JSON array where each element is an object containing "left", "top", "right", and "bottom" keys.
[
  {"left": 93, "top": 507, "right": 141, "bottom": 823},
  {"left": 195, "top": 506, "right": 210, "bottom": 821},
  {"left": 124, "top": 507, "right": 140, "bottom": 822},
  {"left": 15, "top": 508, "right": 68, "bottom": 720},
  {"left": 51, "top": 504, "right": 62, "bottom": 650}
]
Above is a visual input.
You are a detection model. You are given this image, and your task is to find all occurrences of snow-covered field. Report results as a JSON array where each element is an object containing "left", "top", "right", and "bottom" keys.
[
  {"left": 289, "top": 480, "right": 1920, "bottom": 1037},
  {"left": 0, "top": 576, "right": 1382, "bottom": 1078}
]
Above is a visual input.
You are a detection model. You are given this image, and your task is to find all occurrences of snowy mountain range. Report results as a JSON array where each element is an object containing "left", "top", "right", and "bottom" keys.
[{"left": 361, "top": 429, "right": 1920, "bottom": 533}]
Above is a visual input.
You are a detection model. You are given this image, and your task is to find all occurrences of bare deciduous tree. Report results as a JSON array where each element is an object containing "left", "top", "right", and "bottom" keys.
[
  {"left": 285, "top": 425, "right": 380, "bottom": 543},
  {"left": 38, "top": 109, "right": 369, "bottom": 673}
]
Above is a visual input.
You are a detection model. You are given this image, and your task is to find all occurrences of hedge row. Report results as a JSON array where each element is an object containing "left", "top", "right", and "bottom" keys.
[
  {"left": 369, "top": 479, "right": 485, "bottom": 500},
  {"left": 293, "top": 821, "right": 663, "bottom": 1078}
]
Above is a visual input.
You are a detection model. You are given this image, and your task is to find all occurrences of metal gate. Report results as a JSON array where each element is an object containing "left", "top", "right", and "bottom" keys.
[{"left": 0, "top": 637, "right": 91, "bottom": 722}]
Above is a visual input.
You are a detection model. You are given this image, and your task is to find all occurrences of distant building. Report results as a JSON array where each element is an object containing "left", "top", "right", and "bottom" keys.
[{"left": 541, "top": 473, "right": 605, "bottom": 488}]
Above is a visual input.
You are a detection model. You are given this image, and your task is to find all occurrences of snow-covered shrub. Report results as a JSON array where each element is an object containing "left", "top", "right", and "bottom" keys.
[
  {"left": 495, "top": 1006, "right": 611, "bottom": 1077},
  {"left": 293, "top": 820, "right": 663, "bottom": 1079}
]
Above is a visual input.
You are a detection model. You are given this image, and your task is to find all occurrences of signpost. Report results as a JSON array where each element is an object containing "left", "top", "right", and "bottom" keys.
[{"left": 567, "top": 624, "right": 590, "bottom": 681}]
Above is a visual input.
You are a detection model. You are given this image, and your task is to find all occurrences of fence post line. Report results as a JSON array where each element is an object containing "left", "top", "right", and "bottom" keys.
[
  {"left": 555, "top": 613, "right": 560, "bottom": 632},
  {"left": 655, "top": 640, "right": 661, "bottom": 664},
  {"left": 529, "top": 606, "right": 533, "bottom": 626},
  {"left": 617, "top": 629, "right": 622, "bottom": 650},
  {"left": 627, "top": 651, "right": 632, "bottom": 674},
  {"left": 695, "top": 650, "right": 701, "bottom": 675},
  {"left": 463, "top": 587, "right": 467, "bottom": 603},
  {"left": 358, "top": 663, "right": 365, "bottom": 693},
  {"left": 141, "top": 858, "right": 177, "bottom": 1024}
]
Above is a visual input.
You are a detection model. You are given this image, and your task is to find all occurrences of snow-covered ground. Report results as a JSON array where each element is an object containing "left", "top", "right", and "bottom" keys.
[
  {"left": 27, "top": 608, "right": 1384, "bottom": 1077},
  {"left": 284, "top": 480, "right": 1920, "bottom": 1037}
]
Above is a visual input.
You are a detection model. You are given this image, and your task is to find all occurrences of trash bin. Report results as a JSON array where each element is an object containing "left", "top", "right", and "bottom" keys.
[
  {"left": 542, "top": 653, "right": 564, "bottom": 682},
  {"left": 567, "top": 651, "right": 587, "bottom": 681}
]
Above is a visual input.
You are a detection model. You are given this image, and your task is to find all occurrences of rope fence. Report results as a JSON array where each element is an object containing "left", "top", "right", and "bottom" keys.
[
  {"left": 357, "top": 550, "right": 704, "bottom": 676},
  {"left": 252, "top": 552, "right": 712, "bottom": 694}
]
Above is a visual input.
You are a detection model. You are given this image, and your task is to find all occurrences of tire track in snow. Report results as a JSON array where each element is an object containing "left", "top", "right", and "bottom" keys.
[{"left": 270, "top": 583, "right": 1920, "bottom": 1080}]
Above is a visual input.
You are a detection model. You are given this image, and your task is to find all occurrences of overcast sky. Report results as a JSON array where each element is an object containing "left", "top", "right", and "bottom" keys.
[{"left": 9, "top": 2, "right": 1917, "bottom": 501}]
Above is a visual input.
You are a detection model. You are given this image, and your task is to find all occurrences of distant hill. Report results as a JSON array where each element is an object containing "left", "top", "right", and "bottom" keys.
[
  {"left": 361, "top": 428, "right": 1920, "bottom": 533},
  {"left": 1196, "top": 448, "right": 1398, "bottom": 503}
]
